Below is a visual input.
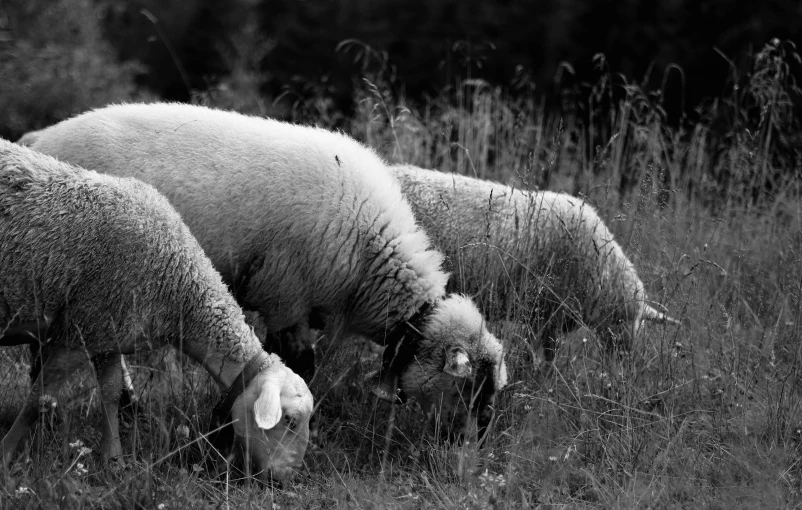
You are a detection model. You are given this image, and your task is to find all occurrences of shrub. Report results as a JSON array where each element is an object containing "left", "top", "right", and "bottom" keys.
[{"left": 0, "top": 0, "right": 149, "bottom": 141}]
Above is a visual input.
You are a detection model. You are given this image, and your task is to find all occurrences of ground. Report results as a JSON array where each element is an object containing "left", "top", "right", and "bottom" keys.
[{"left": 1, "top": 56, "right": 802, "bottom": 507}]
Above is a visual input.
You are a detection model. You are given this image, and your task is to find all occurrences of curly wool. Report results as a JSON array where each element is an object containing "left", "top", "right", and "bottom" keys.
[
  {"left": 1, "top": 139, "right": 317, "bottom": 479},
  {"left": 417, "top": 295, "right": 507, "bottom": 390},
  {"left": 0, "top": 138, "right": 262, "bottom": 376},
  {"left": 393, "top": 164, "right": 671, "bottom": 350},
  {"left": 25, "top": 103, "right": 449, "bottom": 340}
]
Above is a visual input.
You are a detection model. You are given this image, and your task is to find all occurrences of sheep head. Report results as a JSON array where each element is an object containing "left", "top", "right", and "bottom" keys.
[
  {"left": 396, "top": 294, "right": 508, "bottom": 441},
  {"left": 229, "top": 357, "right": 314, "bottom": 480}
]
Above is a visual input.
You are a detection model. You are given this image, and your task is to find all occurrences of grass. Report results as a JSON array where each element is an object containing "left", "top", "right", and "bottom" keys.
[{"left": 2, "top": 39, "right": 802, "bottom": 508}]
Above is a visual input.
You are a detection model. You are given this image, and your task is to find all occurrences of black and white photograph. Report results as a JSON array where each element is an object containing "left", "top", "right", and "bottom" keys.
[{"left": 1, "top": 1, "right": 801, "bottom": 507}]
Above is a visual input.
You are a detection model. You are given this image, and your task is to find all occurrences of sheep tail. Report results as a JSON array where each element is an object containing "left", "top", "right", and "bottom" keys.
[{"left": 642, "top": 304, "right": 681, "bottom": 326}]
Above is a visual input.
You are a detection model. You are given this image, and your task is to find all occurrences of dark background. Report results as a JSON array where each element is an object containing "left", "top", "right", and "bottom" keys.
[{"left": 2, "top": 0, "right": 801, "bottom": 138}]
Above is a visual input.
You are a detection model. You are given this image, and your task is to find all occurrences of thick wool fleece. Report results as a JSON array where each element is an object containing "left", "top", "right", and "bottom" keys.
[
  {"left": 26, "top": 103, "right": 448, "bottom": 340},
  {"left": 0, "top": 139, "right": 316, "bottom": 478},
  {"left": 393, "top": 165, "right": 672, "bottom": 355},
  {"left": 0, "top": 138, "right": 261, "bottom": 376}
]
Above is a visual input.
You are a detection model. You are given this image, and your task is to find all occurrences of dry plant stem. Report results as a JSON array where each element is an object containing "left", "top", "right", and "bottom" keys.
[
  {"left": 3, "top": 37, "right": 802, "bottom": 508},
  {"left": 379, "top": 395, "right": 398, "bottom": 480}
]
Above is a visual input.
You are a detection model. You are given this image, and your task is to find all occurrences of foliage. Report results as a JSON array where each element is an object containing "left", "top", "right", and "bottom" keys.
[
  {"left": 1, "top": 8, "right": 802, "bottom": 506},
  {"left": 0, "top": 0, "right": 149, "bottom": 141},
  {"left": 12, "top": 0, "right": 793, "bottom": 127},
  {"left": 253, "top": 0, "right": 802, "bottom": 121}
]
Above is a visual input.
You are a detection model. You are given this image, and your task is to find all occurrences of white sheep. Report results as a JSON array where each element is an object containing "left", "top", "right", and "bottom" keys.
[
  {"left": 392, "top": 164, "right": 679, "bottom": 365},
  {"left": 22, "top": 102, "right": 508, "bottom": 438},
  {"left": 0, "top": 139, "right": 313, "bottom": 480}
]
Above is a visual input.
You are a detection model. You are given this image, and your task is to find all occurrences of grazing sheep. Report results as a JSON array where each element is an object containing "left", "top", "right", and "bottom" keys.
[
  {"left": 22, "top": 102, "right": 508, "bottom": 437},
  {"left": 0, "top": 139, "right": 313, "bottom": 480},
  {"left": 392, "top": 164, "right": 679, "bottom": 365}
]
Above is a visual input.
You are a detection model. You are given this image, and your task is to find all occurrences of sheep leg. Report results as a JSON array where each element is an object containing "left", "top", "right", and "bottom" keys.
[
  {"left": 32, "top": 345, "right": 138, "bottom": 420},
  {"left": 2, "top": 347, "right": 85, "bottom": 468},
  {"left": 537, "top": 325, "right": 560, "bottom": 379},
  {"left": 373, "top": 336, "right": 417, "bottom": 402},
  {"left": 91, "top": 352, "right": 125, "bottom": 464},
  {"left": 539, "top": 310, "right": 574, "bottom": 370},
  {"left": 117, "top": 355, "right": 139, "bottom": 418},
  {"left": 28, "top": 341, "right": 43, "bottom": 382},
  {"left": 542, "top": 335, "right": 557, "bottom": 365}
]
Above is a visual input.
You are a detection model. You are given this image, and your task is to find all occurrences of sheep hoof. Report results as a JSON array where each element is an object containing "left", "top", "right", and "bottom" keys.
[
  {"left": 365, "top": 371, "right": 401, "bottom": 403},
  {"left": 100, "top": 439, "right": 126, "bottom": 468},
  {"left": 371, "top": 384, "right": 399, "bottom": 402},
  {"left": 103, "top": 454, "right": 129, "bottom": 473}
]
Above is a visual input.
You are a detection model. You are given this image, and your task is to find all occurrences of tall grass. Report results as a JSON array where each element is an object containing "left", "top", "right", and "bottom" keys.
[{"left": 2, "top": 39, "right": 802, "bottom": 508}]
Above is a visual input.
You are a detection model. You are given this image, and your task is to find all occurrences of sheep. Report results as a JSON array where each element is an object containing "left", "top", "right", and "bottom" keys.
[
  {"left": 0, "top": 139, "right": 313, "bottom": 480},
  {"left": 21, "top": 102, "right": 508, "bottom": 438},
  {"left": 391, "top": 164, "right": 679, "bottom": 366}
]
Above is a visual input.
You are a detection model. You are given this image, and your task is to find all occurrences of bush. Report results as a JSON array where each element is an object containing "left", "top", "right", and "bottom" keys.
[{"left": 0, "top": 0, "right": 149, "bottom": 141}]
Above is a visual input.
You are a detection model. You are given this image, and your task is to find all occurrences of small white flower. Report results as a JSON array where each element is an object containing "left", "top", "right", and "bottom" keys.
[
  {"left": 157, "top": 504, "right": 166, "bottom": 510},
  {"left": 79, "top": 447, "right": 92, "bottom": 456},
  {"left": 69, "top": 440, "right": 84, "bottom": 449},
  {"left": 15, "top": 485, "right": 32, "bottom": 498},
  {"left": 74, "top": 462, "right": 88, "bottom": 476},
  {"left": 549, "top": 456, "right": 558, "bottom": 461},
  {"left": 38, "top": 394, "right": 57, "bottom": 411},
  {"left": 176, "top": 425, "right": 190, "bottom": 441}
]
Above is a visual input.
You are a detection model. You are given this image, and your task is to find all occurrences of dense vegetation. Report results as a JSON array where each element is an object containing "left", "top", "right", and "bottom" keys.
[
  {"left": 3, "top": 0, "right": 802, "bottom": 136},
  {"left": 1, "top": 0, "right": 801, "bottom": 507}
]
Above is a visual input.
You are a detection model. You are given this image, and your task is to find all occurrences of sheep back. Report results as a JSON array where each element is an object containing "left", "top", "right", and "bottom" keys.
[
  {"left": 393, "top": 165, "right": 649, "bottom": 339},
  {"left": 0, "top": 138, "right": 258, "bottom": 364},
  {"left": 26, "top": 103, "right": 448, "bottom": 339}
]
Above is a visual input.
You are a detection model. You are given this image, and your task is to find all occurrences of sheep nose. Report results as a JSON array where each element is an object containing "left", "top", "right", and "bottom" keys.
[
  {"left": 265, "top": 465, "right": 296, "bottom": 482},
  {"left": 280, "top": 450, "right": 304, "bottom": 470},
  {"left": 286, "top": 454, "right": 300, "bottom": 468}
]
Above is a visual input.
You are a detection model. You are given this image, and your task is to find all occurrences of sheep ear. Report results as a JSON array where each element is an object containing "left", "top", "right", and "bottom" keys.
[
  {"left": 443, "top": 346, "right": 472, "bottom": 378},
  {"left": 253, "top": 379, "right": 283, "bottom": 430}
]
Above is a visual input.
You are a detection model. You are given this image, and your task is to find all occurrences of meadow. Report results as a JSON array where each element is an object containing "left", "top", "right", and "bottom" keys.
[{"left": 1, "top": 40, "right": 801, "bottom": 509}]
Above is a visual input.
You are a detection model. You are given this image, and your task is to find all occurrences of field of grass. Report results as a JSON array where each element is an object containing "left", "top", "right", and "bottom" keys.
[{"left": 1, "top": 41, "right": 801, "bottom": 508}]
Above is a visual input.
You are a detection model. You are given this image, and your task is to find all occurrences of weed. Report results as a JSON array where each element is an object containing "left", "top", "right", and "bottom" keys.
[{"left": 2, "top": 38, "right": 802, "bottom": 508}]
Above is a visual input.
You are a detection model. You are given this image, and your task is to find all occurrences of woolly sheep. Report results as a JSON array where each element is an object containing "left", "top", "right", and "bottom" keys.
[
  {"left": 0, "top": 139, "right": 313, "bottom": 480},
  {"left": 22, "top": 102, "right": 508, "bottom": 437},
  {"left": 391, "top": 164, "right": 679, "bottom": 365}
]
